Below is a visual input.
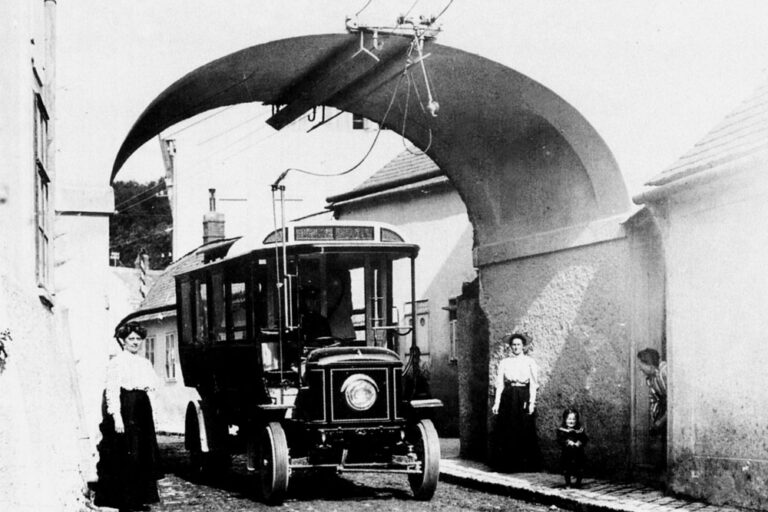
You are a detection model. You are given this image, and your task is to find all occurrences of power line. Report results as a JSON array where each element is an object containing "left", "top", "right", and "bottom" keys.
[
  {"left": 164, "top": 105, "right": 233, "bottom": 138},
  {"left": 197, "top": 109, "right": 271, "bottom": 145},
  {"left": 114, "top": 182, "right": 166, "bottom": 211}
]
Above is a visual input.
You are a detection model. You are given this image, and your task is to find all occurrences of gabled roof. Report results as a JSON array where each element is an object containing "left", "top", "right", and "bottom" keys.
[
  {"left": 646, "top": 81, "right": 768, "bottom": 187},
  {"left": 326, "top": 148, "right": 445, "bottom": 204},
  {"left": 136, "top": 237, "right": 239, "bottom": 312}
]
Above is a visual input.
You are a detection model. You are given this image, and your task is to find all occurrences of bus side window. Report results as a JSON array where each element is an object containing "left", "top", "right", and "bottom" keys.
[
  {"left": 196, "top": 279, "right": 208, "bottom": 344},
  {"left": 230, "top": 281, "right": 247, "bottom": 341},
  {"left": 211, "top": 272, "right": 226, "bottom": 342},
  {"left": 179, "top": 279, "right": 194, "bottom": 344}
]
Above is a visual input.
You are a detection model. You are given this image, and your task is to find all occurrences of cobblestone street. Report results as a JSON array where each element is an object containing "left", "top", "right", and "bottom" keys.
[{"left": 151, "top": 435, "right": 551, "bottom": 512}]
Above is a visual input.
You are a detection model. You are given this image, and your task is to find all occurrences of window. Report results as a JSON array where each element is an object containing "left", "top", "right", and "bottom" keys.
[
  {"left": 145, "top": 336, "right": 156, "bottom": 366},
  {"left": 196, "top": 280, "right": 208, "bottom": 343},
  {"left": 34, "top": 94, "right": 51, "bottom": 289},
  {"left": 230, "top": 281, "right": 247, "bottom": 340},
  {"left": 165, "top": 333, "right": 177, "bottom": 380}
]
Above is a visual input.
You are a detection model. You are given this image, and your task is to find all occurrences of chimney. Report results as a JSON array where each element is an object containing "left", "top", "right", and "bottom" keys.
[{"left": 203, "top": 188, "right": 225, "bottom": 244}]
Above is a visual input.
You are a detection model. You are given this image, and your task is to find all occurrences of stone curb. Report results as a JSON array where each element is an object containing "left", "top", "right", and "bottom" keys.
[{"left": 439, "top": 459, "right": 743, "bottom": 512}]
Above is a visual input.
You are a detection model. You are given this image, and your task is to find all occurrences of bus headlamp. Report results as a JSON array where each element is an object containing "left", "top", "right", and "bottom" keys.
[{"left": 341, "top": 374, "right": 379, "bottom": 411}]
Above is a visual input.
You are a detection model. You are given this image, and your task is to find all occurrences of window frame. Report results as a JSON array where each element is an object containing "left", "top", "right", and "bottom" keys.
[{"left": 33, "top": 93, "right": 51, "bottom": 291}]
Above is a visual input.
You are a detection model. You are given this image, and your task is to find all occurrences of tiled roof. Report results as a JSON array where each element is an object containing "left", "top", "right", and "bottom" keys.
[
  {"left": 647, "top": 81, "right": 768, "bottom": 186},
  {"left": 136, "top": 237, "right": 239, "bottom": 312},
  {"left": 136, "top": 252, "right": 203, "bottom": 311},
  {"left": 353, "top": 148, "right": 441, "bottom": 191}
]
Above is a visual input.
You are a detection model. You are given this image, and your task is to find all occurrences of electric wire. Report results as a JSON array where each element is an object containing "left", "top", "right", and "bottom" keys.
[
  {"left": 115, "top": 182, "right": 166, "bottom": 211},
  {"left": 402, "top": 0, "right": 420, "bottom": 19},
  {"left": 400, "top": 70, "right": 433, "bottom": 154},
  {"left": 355, "top": 0, "right": 375, "bottom": 17},
  {"left": 197, "top": 109, "right": 271, "bottom": 146},
  {"left": 276, "top": 67, "right": 407, "bottom": 181},
  {"left": 164, "top": 105, "right": 233, "bottom": 138},
  {"left": 432, "top": 0, "right": 454, "bottom": 22},
  {"left": 116, "top": 190, "right": 167, "bottom": 214}
]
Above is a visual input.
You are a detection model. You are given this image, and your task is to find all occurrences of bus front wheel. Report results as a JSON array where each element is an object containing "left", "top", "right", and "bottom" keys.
[{"left": 258, "top": 422, "right": 290, "bottom": 504}]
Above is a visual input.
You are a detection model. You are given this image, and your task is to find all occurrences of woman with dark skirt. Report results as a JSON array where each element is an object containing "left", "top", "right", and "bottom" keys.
[
  {"left": 491, "top": 333, "right": 541, "bottom": 472},
  {"left": 94, "top": 322, "right": 162, "bottom": 512}
]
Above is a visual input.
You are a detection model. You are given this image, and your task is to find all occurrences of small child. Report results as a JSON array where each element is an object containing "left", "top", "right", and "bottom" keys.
[{"left": 556, "top": 408, "right": 588, "bottom": 487}]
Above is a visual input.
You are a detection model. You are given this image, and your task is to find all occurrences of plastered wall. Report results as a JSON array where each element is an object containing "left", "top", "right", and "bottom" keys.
[
  {"left": 480, "top": 238, "right": 632, "bottom": 476},
  {"left": 652, "top": 162, "right": 768, "bottom": 509}
]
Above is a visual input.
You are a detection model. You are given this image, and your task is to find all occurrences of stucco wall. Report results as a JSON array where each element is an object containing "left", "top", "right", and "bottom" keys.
[
  {"left": 647, "top": 160, "right": 768, "bottom": 509},
  {"left": 0, "top": 276, "right": 87, "bottom": 511},
  {"left": 480, "top": 238, "right": 632, "bottom": 476}
]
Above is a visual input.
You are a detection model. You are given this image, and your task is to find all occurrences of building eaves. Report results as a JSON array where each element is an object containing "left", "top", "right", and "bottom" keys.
[
  {"left": 645, "top": 82, "right": 768, "bottom": 187},
  {"left": 326, "top": 149, "right": 443, "bottom": 204}
]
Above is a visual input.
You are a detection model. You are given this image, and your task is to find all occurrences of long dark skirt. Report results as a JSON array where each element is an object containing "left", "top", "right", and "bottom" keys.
[
  {"left": 95, "top": 389, "right": 162, "bottom": 510},
  {"left": 493, "top": 384, "right": 541, "bottom": 472},
  {"left": 561, "top": 445, "right": 585, "bottom": 478}
]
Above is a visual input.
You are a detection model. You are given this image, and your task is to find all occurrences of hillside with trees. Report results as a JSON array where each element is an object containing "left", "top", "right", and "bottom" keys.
[{"left": 110, "top": 178, "right": 173, "bottom": 269}]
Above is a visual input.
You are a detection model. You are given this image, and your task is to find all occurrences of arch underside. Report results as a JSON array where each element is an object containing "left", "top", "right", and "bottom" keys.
[{"left": 113, "top": 33, "right": 630, "bottom": 254}]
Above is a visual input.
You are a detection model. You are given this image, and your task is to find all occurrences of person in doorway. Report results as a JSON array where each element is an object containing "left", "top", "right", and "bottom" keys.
[
  {"left": 556, "top": 408, "right": 589, "bottom": 488},
  {"left": 94, "top": 322, "right": 162, "bottom": 512},
  {"left": 637, "top": 347, "right": 667, "bottom": 434},
  {"left": 491, "top": 333, "right": 541, "bottom": 472}
]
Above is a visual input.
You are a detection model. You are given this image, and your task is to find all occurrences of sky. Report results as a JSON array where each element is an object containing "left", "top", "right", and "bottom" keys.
[{"left": 56, "top": 0, "right": 768, "bottom": 257}]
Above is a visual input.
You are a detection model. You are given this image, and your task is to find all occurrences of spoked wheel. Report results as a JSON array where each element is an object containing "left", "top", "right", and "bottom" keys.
[
  {"left": 407, "top": 419, "right": 441, "bottom": 500},
  {"left": 258, "top": 422, "right": 290, "bottom": 505}
]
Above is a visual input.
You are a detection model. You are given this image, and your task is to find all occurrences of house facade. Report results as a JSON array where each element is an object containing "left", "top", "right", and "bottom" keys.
[
  {"left": 635, "top": 81, "right": 768, "bottom": 510},
  {"left": 0, "top": 1, "right": 113, "bottom": 509}
]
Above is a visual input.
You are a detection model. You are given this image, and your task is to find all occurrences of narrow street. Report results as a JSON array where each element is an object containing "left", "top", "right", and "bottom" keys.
[{"left": 153, "top": 435, "right": 552, "bottom": 512}]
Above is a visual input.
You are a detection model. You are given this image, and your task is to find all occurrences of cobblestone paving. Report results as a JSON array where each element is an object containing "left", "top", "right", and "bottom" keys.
[{"left": 151, "top": 435, "right": 552, "bottom": 512}]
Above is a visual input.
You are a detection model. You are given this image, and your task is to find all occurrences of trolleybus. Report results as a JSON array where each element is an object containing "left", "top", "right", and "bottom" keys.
[{"left": 175, "top": 218, "right": 442, "bottom": 504}]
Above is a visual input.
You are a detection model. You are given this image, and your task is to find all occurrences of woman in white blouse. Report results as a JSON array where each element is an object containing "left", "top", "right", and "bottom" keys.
[
  {"left": 491, "top": 333, "right": 541, "bottom": 472},
  {"left": 94, "top": 322, "right": 161, "bottom": 512}
]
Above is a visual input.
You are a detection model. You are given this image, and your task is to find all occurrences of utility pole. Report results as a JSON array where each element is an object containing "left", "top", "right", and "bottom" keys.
[{"left": 159, "top": 136, "right": 177, "bottom": 259}]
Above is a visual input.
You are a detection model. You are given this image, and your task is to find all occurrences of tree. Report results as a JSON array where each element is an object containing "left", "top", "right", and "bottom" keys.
[{"left": 110, "top": 178, "right": 173, "bottom": 269}]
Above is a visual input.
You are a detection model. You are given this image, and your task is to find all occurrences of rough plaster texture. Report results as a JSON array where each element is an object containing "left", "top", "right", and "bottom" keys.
[
  {"left": 648, "top": 161, "right": 768, "bottom": 509},
  {"left": 0, "top": 276, "right": 87, "bottom": 511},
  {"left": 480, "top": 239, "right": 631, "bottom": 477}
]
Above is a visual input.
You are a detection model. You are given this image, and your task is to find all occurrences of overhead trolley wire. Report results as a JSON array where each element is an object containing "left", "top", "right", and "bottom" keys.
[{"left": 163, "top": 105, "right": 234, "bottom": 138}]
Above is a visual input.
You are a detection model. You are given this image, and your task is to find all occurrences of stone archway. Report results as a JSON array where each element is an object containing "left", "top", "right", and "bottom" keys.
[{"left": 112, "top": 32, "right": 637, "bottom": 475}]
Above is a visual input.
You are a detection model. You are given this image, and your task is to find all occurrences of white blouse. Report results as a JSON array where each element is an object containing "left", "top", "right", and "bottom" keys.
[
  {"left": 494, "top": 354, "right": 539, "bottom": 407},
  {"left": 105, "top": 350, "right": 158, "bottom": 418}
]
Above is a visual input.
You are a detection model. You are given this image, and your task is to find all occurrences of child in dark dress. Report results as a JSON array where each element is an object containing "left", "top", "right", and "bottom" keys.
[{"left": 556, "top": 408, "right": 588, "bottom": 487}]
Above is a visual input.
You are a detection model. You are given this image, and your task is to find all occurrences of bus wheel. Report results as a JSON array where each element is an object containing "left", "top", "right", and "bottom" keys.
[
  {"left": 258, "top": 422, "right": 289, "bottom": 504},
  {"left": 407, "top": 419, "right": 440, "bottom": 500},
  {"left": 185, "top": 408, "right": 206, "bottom": 478}
]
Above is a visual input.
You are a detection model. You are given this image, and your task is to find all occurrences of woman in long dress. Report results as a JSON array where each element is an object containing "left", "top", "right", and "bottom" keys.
[
  {"left": 491, "top": 333, "right": 541, "bottom": 472},
  {"left": 95, "top": 322, "right": 161, "bottom": 512}
]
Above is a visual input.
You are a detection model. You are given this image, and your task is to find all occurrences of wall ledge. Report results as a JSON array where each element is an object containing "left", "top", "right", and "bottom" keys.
[{"left": 474, "top": 214, "right": 628, "bottom": 266}]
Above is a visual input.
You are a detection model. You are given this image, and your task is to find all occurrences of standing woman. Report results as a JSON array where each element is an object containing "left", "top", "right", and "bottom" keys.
[
  {"left": 95, "top": 322, "right": 162, "bottom": 512},
  {"left": 491, "top": 333, "right": 541, "bottom": 472}
]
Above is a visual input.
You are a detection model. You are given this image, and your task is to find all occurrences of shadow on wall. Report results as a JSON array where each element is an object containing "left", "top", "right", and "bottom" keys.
[{"left": 485, "top": 241, "right": 631, "bottom": 478}]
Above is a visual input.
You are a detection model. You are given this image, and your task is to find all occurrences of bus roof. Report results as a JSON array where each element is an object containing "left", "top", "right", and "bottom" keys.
[{"left": 223, "top": 220, "right": 419, "bottom": 261}]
